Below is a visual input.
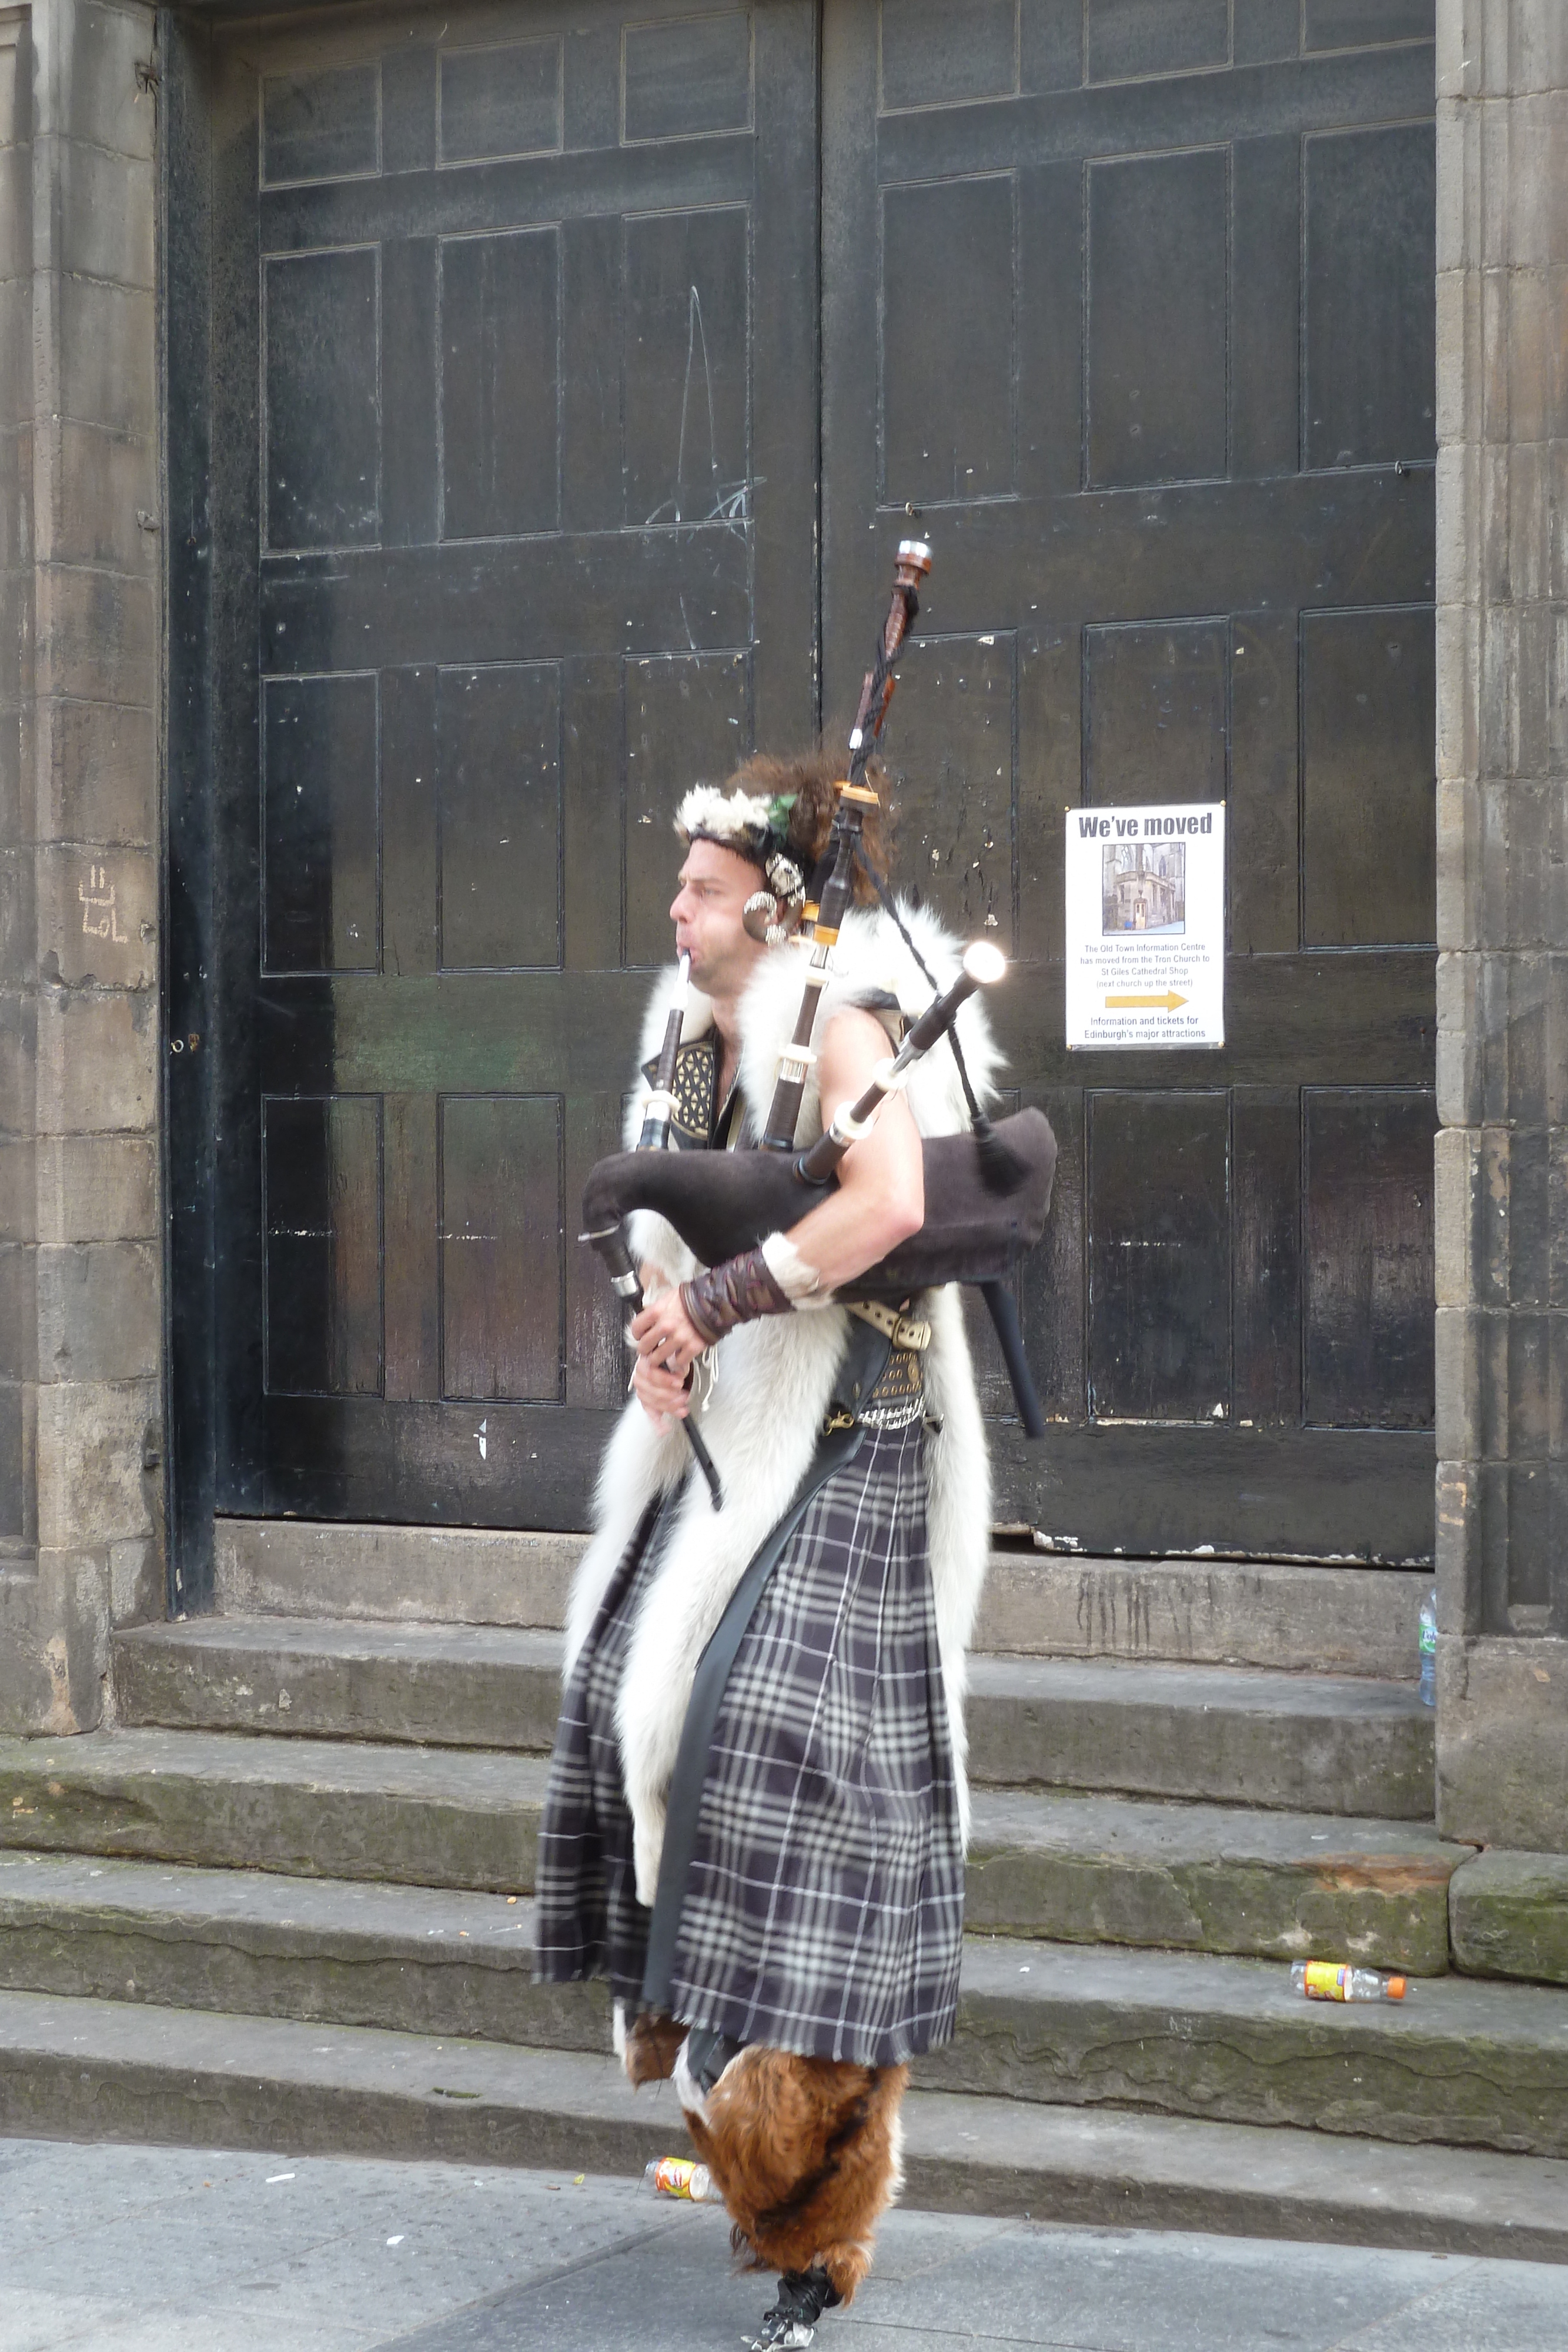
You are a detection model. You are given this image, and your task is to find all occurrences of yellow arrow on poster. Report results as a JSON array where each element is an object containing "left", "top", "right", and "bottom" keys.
[{"left": 1105, "top": 990, "right": 1188, "bottom": 1011}]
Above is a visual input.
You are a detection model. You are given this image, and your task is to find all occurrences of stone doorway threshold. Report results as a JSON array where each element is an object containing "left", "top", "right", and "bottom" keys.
[{"left": 212, "top": 1518, "right": 1428, "bottom": 1680}]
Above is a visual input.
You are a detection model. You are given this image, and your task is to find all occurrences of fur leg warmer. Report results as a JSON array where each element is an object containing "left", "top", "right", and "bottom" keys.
[
  {"left": 678, "top": 2047, "right": 909, "bottom": 2307},
  {"left": 621, "top": 2007, "right": 686, "bottom": 2087}
]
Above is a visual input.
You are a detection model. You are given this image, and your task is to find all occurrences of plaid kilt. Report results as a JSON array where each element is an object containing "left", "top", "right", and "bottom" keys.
[
  {"left": 533, "top": 1501, "right": 663, "bottom": 2007},
  {"left": 534, "top": 1419, "right": 965, "bottom": 2069}
]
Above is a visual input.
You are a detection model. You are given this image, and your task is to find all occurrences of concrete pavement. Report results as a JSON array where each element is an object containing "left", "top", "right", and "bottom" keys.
[{"left": 2, "top": 2134, "right": 1566, "bottom": 2351}]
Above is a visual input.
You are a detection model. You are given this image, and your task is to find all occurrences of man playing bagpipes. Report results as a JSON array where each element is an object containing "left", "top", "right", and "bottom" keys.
[{"left": 535, "top": 549, "right": 1054, "bottom": 2350}]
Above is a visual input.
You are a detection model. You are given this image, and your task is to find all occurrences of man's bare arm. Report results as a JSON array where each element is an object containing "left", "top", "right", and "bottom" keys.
[{"left": 769, "top": 1004, "right": 923, "bottom": 1292}]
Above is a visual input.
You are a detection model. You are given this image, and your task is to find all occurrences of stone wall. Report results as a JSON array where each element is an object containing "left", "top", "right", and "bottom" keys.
[
  {"left": 1435, "top": 0, "right": 1568, "bottom": 1850},
  {"left": 0, "top": 0, "right": 162, "bottom": 1735},
  {"left": 0, "top": 11, "right": 34, "bottom": 1585}
]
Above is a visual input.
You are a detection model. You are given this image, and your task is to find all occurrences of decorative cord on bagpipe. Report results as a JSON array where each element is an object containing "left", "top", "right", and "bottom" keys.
[
  {"left": 744, "top": 540, "right": 1049, "bottom": 1436},
  {"left": 757, "top": 542, "right": 1023, "bottom": 1200},
  {"left": 792, "top": 837, "right": 1049, "bottom": 1438},
  {"left": 845, "top": 843, "right": 1029, "bottom": 1198}
]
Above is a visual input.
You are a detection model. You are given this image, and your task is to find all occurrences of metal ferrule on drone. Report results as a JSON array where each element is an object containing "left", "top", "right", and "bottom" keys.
[{"left": 636, "top": 951, "right": 691, "bottom": 1152}]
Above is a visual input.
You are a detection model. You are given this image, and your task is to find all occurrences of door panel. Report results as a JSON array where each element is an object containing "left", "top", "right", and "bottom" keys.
[
  {"left": 1085, "top": 3, "right": 1230, "bottom": 86},
  {"left": 262, "top": 247, "right": 382, "bottom": 551},
  {"left": 438, "top": 230, "right": 561, "bottom": 540},
  {"left": 1303, "top": 122, "right": 1436, "bottom": 472},
  {"left": 439, "top": 1093, "right": 564, "bottom": 1402},
  {"left": 260, "top": 673, "right": 380, "bottom": 974},
  {"left": 881, "top": 174, "right": 1015, "bottom": 503},
  {"left": 1086, "top": 145, "right": 1229, "bottom": 489},
  {"left": 262, "top": 1095, "right": 384, "bottom": 1396},
  {"left": 1303, "top": 1088, "right": 1437, "bottom": 1429},
  {"left": 1300, "top": 607, "right": 1437, "bottom": 947},
  {"left": 823, "top": 0, "right": 1436, "bottom": 1559},
  {"left": 1083, "top": 622, "right": 1229, "bottom": 806},
  {"left": 435, "top": 664, "right": 562, "bottom": 971},
  {"left": 1087, "top": 1091, "right": 1231, "bottom": 1425},
  {"left": 192, "top": 0, "right": 818, "bottom": 1531},
  {"left": 438, "top": 36, "right": 563, "bottom": 163}
]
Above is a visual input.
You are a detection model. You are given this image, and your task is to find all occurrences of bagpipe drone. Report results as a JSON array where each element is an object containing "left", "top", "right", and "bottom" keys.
[{"left": 583, "top": 541, "right": 1057, "bottom": 1503}]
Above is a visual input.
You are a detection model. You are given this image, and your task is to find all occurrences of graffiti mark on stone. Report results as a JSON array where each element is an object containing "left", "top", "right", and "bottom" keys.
[{"left": 79, "top": 866, "right": 128, "bottom": 944}]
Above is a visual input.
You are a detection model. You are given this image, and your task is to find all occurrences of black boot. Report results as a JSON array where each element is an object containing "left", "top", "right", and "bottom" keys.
[{"left": 746, "top": 2266, "right": 842, "bottom": 2350}]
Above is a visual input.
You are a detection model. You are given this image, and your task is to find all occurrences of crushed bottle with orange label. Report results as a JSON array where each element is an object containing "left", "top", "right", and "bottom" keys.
[
  {"left": 642, "top": 2156, "right": 721, "bottom": 2201},
  {"left": 1291, "top": 1961, "right": 1407, "bottom": 2002}
]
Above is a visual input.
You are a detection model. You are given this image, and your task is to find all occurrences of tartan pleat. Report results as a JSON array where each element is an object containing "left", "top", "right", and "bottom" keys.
[
  {"left": 532, "top": 1501, "right": 661, "bottom": 2006},
  {"left": 667, "top": 1418, "right": 964, "bottom": 2064},
  {"left": 533, "top": 1422, "right": 965, "bottom": 2067}
]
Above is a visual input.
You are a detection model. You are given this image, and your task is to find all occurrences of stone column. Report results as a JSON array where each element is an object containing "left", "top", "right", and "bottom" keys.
[
  {"left": 1435, "top": 0, "right": 1568, "bottom": 1850},
  {"left": 0, "top": 0, "right": 162, "bottom": 1735}
]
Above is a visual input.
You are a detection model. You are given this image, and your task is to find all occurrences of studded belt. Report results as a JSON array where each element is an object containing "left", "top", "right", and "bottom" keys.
[{"left": 846, "top": 1299, "right": 931, "bottom": 1351}]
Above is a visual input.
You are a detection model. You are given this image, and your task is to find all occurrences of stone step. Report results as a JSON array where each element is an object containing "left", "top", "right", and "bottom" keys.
[
  {"left": 0, "top": 1733, "right": 1457, "bottom": 1964},
  {"left": 0, "top": 1853, "right": 607, "bottom": 2049},
  {"left": 979, "top": 1553, "right": 1429, "bottom": 1679},
  {"left": 934, "top": 1937, "right": 1568, "bottom": 2160},
  {"left": 112, "top": 1618, "right": 564, "bottom": 1753},
  {"left": 213, "top": 1516, "right": 1425, "bottom": 1676},
  {"left": 967, "top": 1791, "right": 1466, "bottom": 1971},
  {"left": 1449, "top": 1849, "right": 1568, "bottom": 1987},
  {"left": 1, "top": 1989, "right": 1565, "bottom": 2257},
  {"left": 213, "top": 1518, "right": 586, "bottom": 1631},
  {"left": 2, "top": 1857, "right": 1564, "bottom": 2155},
  {"left": 0, "top": 1809, "right": 1468, "bottom": 2062},
  {"left": 966, "top": 1656, "right": 1434, "bottom": 1816},
  {"left": 0, "top": 1728, "right": 547, "bottom": 1893},
  {"left": 114, "top": 1620, "right": 1434, "bottom": 1816}
]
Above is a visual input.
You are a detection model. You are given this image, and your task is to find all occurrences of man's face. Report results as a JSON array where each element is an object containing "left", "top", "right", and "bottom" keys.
[{"left": 670, "top": 837, "right": 766, "bottom": 997}]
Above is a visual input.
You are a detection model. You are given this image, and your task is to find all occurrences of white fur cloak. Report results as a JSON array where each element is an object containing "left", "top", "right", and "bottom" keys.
[{"left": 563, "top": 901, "right": 997, "bottom": 1906}]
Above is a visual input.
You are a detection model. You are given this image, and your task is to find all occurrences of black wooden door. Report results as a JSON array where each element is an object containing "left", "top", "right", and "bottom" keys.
[
  {"left": 821, "top": 0, "right": 1437, "bottom": 1559},
  {"left": 172, "top": 0, "right": 1439, "bottom": 1573},
  {"left": 181, "top": 0, "right": 818, "bottom": 1532}
]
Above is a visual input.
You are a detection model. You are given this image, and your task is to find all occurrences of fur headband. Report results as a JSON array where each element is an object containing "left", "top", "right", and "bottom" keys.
[{"left": 674, "top": 784, "right": 794, "bottom": 867}]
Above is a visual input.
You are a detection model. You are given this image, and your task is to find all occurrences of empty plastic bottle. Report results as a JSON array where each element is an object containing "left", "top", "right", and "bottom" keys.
[
  {"left": 1418, "top": 1588, "right": 1437, "bottom": 1708},
  {"left": 1291, "top": 1960, "right": 1407, "bottom": 2002},
  {"left": 642, "top": 2156, "right": 721, "bottom": 2201}
]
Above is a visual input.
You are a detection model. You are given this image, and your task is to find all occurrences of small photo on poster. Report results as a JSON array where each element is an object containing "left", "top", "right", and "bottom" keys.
[{"left": 1102, "top": 842, "right": 1185, "bottom": 936}]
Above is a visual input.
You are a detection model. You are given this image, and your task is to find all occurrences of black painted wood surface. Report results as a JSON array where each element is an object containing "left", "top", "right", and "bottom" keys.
[
  {"left": 168, "top": 0, "right": 1438, "bottom": 1568},
  {"left": 821, "top": 0, "right": 1436, "bottom": 1558}
]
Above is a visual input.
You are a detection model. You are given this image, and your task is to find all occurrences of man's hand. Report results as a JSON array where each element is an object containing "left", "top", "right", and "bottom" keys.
[
  {"left": 630, "top": 1346, "right": 691, "bottom": 1425},
  {"left": 630, "top": 1287, "right": 706, "bottom": 1423}
]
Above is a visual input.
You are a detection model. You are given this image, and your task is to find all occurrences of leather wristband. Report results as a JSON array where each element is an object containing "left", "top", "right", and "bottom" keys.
[{"left": 681, "top": 1247, "right": 793, "bottom": 1345}]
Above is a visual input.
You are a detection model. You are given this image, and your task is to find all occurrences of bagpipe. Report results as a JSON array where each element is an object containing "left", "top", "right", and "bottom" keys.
[{"left": 583, "top": 541, "right": 1057, "bottom": 1504}]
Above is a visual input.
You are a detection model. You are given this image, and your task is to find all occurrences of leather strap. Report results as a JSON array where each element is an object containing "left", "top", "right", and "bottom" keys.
[
  {"left": 681, "top": 1245, "right": 793, "bottom": 1345},
  {"left": 846, "top": 1298, "right": 931, "bottom": 1351}
]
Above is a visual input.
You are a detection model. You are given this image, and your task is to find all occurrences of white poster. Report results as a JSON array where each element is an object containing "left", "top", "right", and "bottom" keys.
[{"left": 1064, "top": 803, "right": 1225, "bottom": 1050}]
